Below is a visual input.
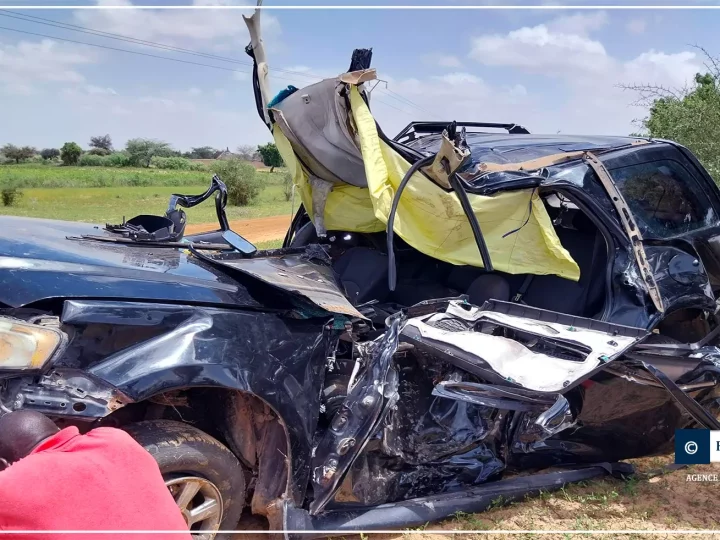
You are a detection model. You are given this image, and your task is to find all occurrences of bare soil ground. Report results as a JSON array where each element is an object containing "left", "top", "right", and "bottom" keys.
[
  {"left": 235, "top": 454, "right": 720, "bottom": 538},
  {"left": 185, "top": 214, "right": 291, "bottom": 243}
]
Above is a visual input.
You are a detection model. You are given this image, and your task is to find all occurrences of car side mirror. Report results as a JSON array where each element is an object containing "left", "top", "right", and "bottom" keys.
[{"left": 222, "top": 229, "right": 257, "bottom": 256}]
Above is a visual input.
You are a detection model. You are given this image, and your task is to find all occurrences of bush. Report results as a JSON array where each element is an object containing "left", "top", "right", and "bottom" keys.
[
  {"left": 106, "top": 152, "right": 130, "bottom": 168},
  {"left": 60, "top": 142, "right": 83, "bottom": 166},
  {"left": 212, "top": 159, "right": 262, "bottom": 206},
  {"left": 151, "top": 156, "right": 192, "bottom": 170},
  {"left": 282, "top": 172, "right": 294, "bottom": 201},
  {"left": 1, "top": 186, "right": 22, "bottom": 206},
  {"left": 188, "top": 161, "right": 208, "bottom": 171},
  {"left": 78, "top": 153, "right": 109, "bottom": 167},
  {"left": 87, "top": 147, "right": 111, "bottom": 156}
]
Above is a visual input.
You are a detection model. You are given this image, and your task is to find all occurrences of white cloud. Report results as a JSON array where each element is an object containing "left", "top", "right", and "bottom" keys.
[
  {"left": 623, "top": 50, "right": 699, "bottom": 90},
  {"left": 85, "top": 85, "right": 118, "bottom": 95},
  {"left": 470, "top": 23, "right": 611, "bottom": 76},
  {"left": 422, "top": 53, "right": 463, "bottom": 68},
  {"left": 506, "top": 84, "right": 528, "bottom": 97},
  {"left": 626, "top": 18, "right": 648, "bottom": 35},
  {"left": 463, "top": 13, "right": 704, "bottom": 136},
  {"left": 433, "top": 72, "right": 484, "bottom": 86},
  {"left": 0, "top": 39, "right": 95, "bottom": 94},
  {"left": 75, "top": 0, "right": 281, "bottom": 49},
  {"left": 546, "top": 11, "right": 608, "bottom": 36}
]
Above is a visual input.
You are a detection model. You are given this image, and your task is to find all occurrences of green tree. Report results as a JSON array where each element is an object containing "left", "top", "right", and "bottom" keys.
[
  {"left": 60, "top": 142, "right": 83, "bottom": 166},
  {"left": 622, "top": 47, "right": 720, "bottom": 180},
  {"left": 40, "top": 148, "right": 60, "bottom": 161},
  {"left": 125, "top": 138, "right": 173, "bottom": 168},
  {"left": 1, "top": 144, "right": 36, "bottom": 164},
  {"left": 257, "top": 142, "right": 283, "bottom": 172}
]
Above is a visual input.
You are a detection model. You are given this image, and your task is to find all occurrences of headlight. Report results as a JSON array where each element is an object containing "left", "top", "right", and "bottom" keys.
[{"left": 0, "top": 318, "right": 64, "bottom": 370}]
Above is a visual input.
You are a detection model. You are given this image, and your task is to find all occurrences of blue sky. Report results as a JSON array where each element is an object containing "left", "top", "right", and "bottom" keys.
[{"left": 2, "top": 1, "right": 720, "bottom": 151}]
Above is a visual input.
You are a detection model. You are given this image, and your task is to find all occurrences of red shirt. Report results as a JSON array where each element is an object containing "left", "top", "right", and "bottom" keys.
[{"left": 0, "top": 426, "right": 191, "bottom": 540}]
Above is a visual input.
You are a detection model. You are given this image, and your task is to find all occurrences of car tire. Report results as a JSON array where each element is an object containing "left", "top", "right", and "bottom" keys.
[{"left": 123, "top": 420, "right": 247, "bottom": 540}]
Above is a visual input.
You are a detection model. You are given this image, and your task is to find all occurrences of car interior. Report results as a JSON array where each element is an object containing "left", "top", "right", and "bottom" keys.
[{"left": 326, "top": 189, "right": 609, "bottom": 319}]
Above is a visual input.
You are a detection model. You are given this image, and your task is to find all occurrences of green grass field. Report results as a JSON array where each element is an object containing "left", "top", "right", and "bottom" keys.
[
  {"left": 0, "top": 164, "right": 214, "bottom": 188},
  {"left": 0, "top": 165, "right": 295, "bottom": 225}
]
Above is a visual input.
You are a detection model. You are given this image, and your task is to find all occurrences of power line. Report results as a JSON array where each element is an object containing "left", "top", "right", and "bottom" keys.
[
  {"left": 0, "top": 10, "right": 257, "bottom": 67},
  {"left": 0, "top": 10, "right": 327, "bottom": 80},
  {"left": 0, "top": 9, "right": 434, "bottom": 117},
  {"left": 0, "top": 25, "right": 297, "bottom": 84},
  {"left": 0, "top": 24, "right": 415, "bottom": 117},
  {"left": 380, "top": 87, "right": 438, "bottom": 118}
]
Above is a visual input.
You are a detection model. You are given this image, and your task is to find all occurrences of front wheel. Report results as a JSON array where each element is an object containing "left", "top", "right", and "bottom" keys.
[{"left": 123, "top": 420, "right": 247, "bottom": 540}]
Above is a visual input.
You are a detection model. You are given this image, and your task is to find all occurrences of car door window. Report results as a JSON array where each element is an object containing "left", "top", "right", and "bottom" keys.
[{"left": 610, "top": 159, "right": 716, "bottom": 238}]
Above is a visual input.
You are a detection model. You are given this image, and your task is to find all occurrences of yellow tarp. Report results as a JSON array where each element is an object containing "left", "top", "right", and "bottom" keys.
[{"left": 270, "top": 87, "right": 580, "bottom": 281}]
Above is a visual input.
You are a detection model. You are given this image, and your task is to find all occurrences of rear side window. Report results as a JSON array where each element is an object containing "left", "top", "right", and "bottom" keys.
[{"left": 610, "top": 159, "right": 716, "bottom": 238}]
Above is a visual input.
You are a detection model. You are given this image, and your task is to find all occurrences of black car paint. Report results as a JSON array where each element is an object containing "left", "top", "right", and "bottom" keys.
[
  {"left": 3, "top": 129, "right": 720, "bottom": 534},
  {"left": 0, "top": 216, "right": 261, "bottom": 309},
  {"left": 0, "top": 215, "right": 351, "bottom": 507},
  {"left": 16, "top": 299, "right": 339, "bottom": 507}
]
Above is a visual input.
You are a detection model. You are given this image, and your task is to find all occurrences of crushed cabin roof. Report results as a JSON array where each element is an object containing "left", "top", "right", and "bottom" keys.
[{"left": 406, "top": 133, "right": 651, "bottom": 167}]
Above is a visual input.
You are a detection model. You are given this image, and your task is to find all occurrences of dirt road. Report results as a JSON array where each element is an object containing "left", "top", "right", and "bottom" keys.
[{"left": 185, "top": 215, "right": 290, "bottom": 243}]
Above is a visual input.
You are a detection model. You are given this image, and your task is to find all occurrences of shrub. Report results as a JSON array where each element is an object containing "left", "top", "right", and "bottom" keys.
[
  {"left": 188, "top": 161, "right": 208, "bottom": 171},
  {"left": 151, "top": 156, "right": 194, "bottom": 170},
  {"left": 282, "top": 172, "right": 294, "bottom": 201},
  {"left": 78, "top": 153, "right": 109, "bottom": 167},
  {"left": 60, "top": 142, "right": 83, "bottom": 166},
  {"left": 106, "top": 152, "right": 130, "bottom": 168},
  {"left": 1, "top": 183, "right": 22, "bottom": 206},
  {"left": 212, "top": 159, "right": 262, "bottom": 206},
  {"left": 87, "top": 147, "right": 111, "bottom": 156}
]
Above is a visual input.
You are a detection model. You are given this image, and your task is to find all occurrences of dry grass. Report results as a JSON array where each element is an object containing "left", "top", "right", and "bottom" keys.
[
  {"left": 261, "top": 455, "right": 718, "bottom": 540},
  {"left": 367, "top": 455, "right": 720, "bottom": 539}
]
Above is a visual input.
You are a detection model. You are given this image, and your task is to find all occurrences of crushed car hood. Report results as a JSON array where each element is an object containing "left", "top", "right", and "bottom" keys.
[{"left": 0, "top": 216, "right": 263, "bottom": 308}]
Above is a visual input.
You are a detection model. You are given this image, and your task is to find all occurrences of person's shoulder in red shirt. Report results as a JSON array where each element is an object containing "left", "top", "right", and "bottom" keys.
[{"left": 0, "top": 410, "right": 191, "bottom": 540}]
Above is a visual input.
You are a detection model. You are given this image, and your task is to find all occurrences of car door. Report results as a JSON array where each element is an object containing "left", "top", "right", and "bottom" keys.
[{"left": 600, "top": 144, "right": 720, "bottom": 317}]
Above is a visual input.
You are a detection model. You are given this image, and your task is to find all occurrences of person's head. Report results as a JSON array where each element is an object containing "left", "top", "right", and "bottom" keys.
[{"left": 0, "top": 411, "right": 59, "bottom": 467}]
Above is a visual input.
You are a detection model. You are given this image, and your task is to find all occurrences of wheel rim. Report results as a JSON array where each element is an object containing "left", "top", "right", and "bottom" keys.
[{"left": 165, "top": 476, "right": 224, "bottom": 540}]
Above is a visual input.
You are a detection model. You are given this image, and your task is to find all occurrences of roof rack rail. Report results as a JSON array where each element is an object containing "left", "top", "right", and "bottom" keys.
[{"left": 393, "top": 121, "right": 530, "bottom": 144}]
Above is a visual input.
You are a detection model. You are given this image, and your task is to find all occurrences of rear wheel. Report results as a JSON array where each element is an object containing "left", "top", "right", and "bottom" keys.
[{"left": 123, "top": 420, "right": 247, "bottom": 540}]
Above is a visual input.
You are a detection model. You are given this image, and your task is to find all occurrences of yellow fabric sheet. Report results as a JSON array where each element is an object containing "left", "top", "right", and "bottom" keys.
[
  {"left": 273, "top": 125, "right": 384, "bottom": 234},
  {"left": 270, "top": 88, "right": 580, "bottom": 280}
]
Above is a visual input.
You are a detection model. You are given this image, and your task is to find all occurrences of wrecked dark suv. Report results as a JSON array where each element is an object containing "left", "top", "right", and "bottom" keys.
[{"left": 4, "top": 11, "right": 720, "bottom": 540}]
